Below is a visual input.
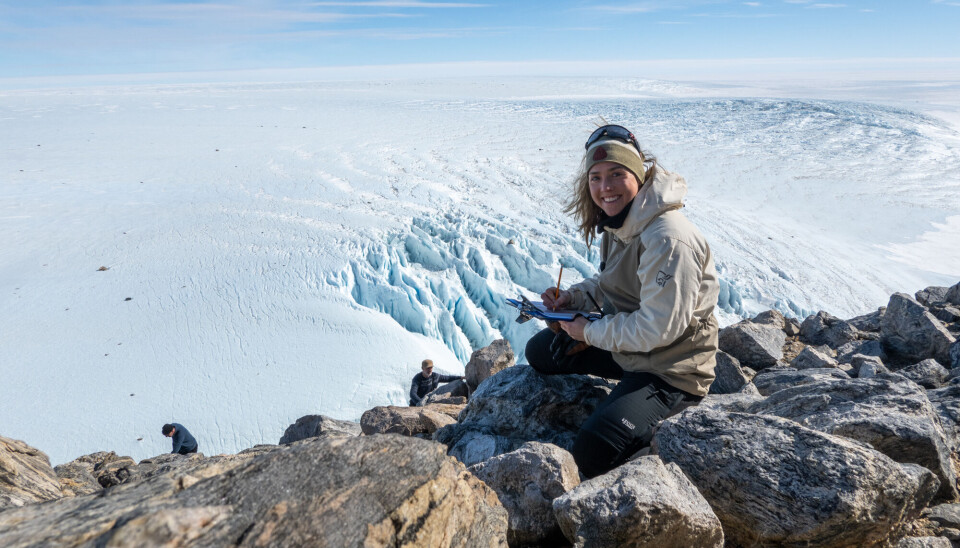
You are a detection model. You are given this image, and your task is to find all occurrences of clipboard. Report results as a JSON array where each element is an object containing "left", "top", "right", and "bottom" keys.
[{"left": 506, "top": 296, "right": 602, "bottom": 324}]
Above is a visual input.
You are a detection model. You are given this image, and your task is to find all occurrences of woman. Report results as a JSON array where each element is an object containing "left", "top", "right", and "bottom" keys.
[{"left": 526, "top": 124, "right": 719, "bottom": 478}]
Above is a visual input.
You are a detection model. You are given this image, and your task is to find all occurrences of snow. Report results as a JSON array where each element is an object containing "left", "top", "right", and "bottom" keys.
[{"left": 1, "top": 76, "right": 958, "bottom": 465}]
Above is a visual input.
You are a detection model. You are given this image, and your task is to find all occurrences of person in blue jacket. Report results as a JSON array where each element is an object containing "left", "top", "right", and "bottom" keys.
[
  {"left": 162, "top": 423, "right": 198, "bottom": 455},
  {"left": 409, "top": 359, "right": 463, "bottom": 406}
]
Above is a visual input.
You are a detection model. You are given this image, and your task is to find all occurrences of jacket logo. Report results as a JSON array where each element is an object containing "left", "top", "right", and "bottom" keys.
[
  {"left": 621, "top": 417, "right": 635, "bottom": 430},
  {"left": 592, "top": 147, "right": 608, "bottom": 161},
  {"left": 656, "top": 270, "right": 673, "bottom": 287}
]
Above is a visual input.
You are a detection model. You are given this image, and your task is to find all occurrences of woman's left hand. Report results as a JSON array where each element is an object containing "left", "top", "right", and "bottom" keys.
[{"left": 560, "top": 316, "right": 589, "bottom": 342}]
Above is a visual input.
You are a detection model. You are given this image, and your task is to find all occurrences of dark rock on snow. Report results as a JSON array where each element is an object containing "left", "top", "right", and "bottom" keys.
[{"left": 278, "top": 414, "right": 361, "bottom": 444}]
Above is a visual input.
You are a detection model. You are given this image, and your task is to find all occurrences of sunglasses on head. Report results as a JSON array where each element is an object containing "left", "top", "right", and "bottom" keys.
[{"left": 585, "top": 124, "right": 642, "bottom": 153}]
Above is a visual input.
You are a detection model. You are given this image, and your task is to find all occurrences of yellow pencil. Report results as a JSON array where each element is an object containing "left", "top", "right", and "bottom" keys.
[{"left": 555, "top": 266, "right": 563, "bottom": 302}]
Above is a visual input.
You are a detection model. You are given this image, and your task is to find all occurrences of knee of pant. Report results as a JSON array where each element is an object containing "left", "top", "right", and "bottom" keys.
[
  {"left": 525, "top": 330, "right": 553, "bottom": 372},
  {"left": 571, "top": 430, "right": 620, "bottom": 479}
]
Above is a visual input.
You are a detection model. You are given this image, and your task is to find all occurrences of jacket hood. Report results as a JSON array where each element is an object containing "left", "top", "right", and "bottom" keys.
[{"left": 606, "top": 165, "right": 687, "bottom": 241}]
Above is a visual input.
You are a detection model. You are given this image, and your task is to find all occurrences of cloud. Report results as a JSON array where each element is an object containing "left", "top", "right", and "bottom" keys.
[
  {"left": 308, "top": 1, "right": 489, "bottom": 6},
  {"left": 807, "top": 3, "right": 846, "bottom": 7},
  {"left": 743, "top": 2, "right": 762, "bottom": 6}
]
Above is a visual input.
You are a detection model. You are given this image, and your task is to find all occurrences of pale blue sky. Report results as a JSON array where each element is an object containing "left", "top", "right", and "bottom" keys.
[{"left": 1, "top": 0, "right": 958, "bottom": 79}]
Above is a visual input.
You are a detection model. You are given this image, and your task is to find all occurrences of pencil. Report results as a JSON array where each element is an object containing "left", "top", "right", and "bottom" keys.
[{"left": 555, "top": 266, "right": 563, "bottom": 302}]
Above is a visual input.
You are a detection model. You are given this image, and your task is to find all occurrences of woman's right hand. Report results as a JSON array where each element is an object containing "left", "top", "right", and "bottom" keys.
[{"left": 541, "top": 288, "right": 572, "bottom": 310}]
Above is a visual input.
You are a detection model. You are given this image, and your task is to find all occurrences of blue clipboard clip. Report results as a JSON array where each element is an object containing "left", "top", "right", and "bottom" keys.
[{"left": 505, "top": 295, "right": 603, "bottom": 324}]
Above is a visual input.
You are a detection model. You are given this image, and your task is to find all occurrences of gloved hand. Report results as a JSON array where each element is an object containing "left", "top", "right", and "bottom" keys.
[{"left": 549, "top": 329, "right": 589, "bottom": 369}]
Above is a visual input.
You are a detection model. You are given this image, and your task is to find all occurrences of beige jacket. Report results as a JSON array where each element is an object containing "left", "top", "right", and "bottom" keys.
[{"left": 568, "top": 166, "right": 720, "bottom": 396}]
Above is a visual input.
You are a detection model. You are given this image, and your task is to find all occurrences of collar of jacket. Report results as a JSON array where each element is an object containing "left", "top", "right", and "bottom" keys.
[{"left": 602, "top": 165, "right": 687, "bottom": 242}]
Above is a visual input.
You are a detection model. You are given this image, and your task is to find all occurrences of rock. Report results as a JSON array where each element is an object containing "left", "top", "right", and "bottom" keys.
[
  {"left": 852, "top": 354, "right": 890, "bottom": 378},
  {"left": 465, "top": 339, "right": 515, "bottom": 391},
  {"left": 747, "top": 375, "right": 959, "bottom": 503},
  {"left": 0, "top": 436, "right": 509, "bottom": 547},
  {"left": 837, "top": 339, "right": 886, "bottom": 364},
  {"left": 553, "top": 456, "right": 723, "bottom": 548},
  {"left": 435, "top": 365, "right": 613, "bottom": 467},
  {"left": 751, "top": 366, "right": 849, "bottom": 396},
  {"left": 898, "top": 537, "right": 952, "bottom": 547},
  {"left": 781, "top": 338, "right": 807, "bottom": 364},
  {"left": 699, "top": 389, "right": 766, "bottom": 413},
  {"left": 752, "top": 309, "right": 785, "bottom": 330},
  {"left": 917, "top": 286, "right": 950, "bottom": 307},
  {"left": 77, "top": 451, "right": 138, "bottom": 488},
  {"left": 717, "top": 320, "right": 786, "bottom": 370},
  {"left": 708, "top": 350, "right": 752, "bottom": 395},
  {"left": 468, "top": 442, "right": 579, "bottom": 546},
  {"left": 360, "top": 405, "right": 457, "bottom": 437},
  {"left": 53, "top": 461, "right": 101, "bottom": 498},
  {"left": 279, "top": 414, "right": 361, "bottom": 444},
  {"left": 784, "top": 317, "right": 802, "bottom": 337},
  {"left": 947, "top": 282, "right": 960, "bottom": 306},
  {"left": 800, "top": 311, "right": 860, "bottom": 348},
  {"left": 655, "top": 408, "right": 939, "bottom": 548},
  {"left": 926, "top": 503, "right": 960, "bottom": 529},
  {"left": 423, "top": 402, "right": 467, "bottom": 421},
  {"left": 932, "top": 306, "right": 960, "bottom": 324},
  {"left": 927, "top": 385, "right": 960, "bottom": 456},
  {"left": 790, "top": 345, "right": 839, "bottom": 369},
  {"left": 951, "top": 340, "right": 960, "bottom": 369},
  {"left": 882, "top": 293, "right": 956, "bottom": 366},
  {"left": 0, "top": 436, "right": 62, "bottom": 509},
  {"left": 420, "top": 378, "right": 471, "bottom": 406},
  {"left": 848, "top": 307, "right": 886, "bottom": 332},
  {"left": 900, "top": 359, "right": 951, "bottom": 389}
]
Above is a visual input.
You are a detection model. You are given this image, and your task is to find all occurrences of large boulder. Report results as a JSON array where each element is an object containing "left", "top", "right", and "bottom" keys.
[
  {"left": 718, "top": 321, "right": 786, "bottom": 370},
  {"left": 917, "top": 287, "right": 950, "bottom": 307},
  {"left": 465, "top": 339, "right": 515, "bottom": 391},
  {"left": 553, "top": 456, "right": 724, "bottom": 548},
  {"left": 0, "top": 436, "right": 509, "bottom": 547},
  {"left": 434, "top": 365, "right": 613, "bottom": 466},
  {"left": 848, "top": 307, "right": 886, "bottom": 333},
  {"left": 708, "top": 350, "right": 753, "bottom": 395},
  {"left": 790, "top": 345, "right": 839, "bottom": 369},
  {"left": 360, "top": 405, "right": 456, "bottom": 437},
  {"left": 900, "top": 359, "right": 951, "bottom": 389},
  {"left": 800, "top": 311, "right": 860, "bottom": 348},
  {"left": 751, "top": 366, "right": 849, "bottom": 396},
  {"left": 882, "top": 293, "right": 956, "bottom": 366},
  {"left": 655, "top": 408, "right": 939, "bottom": 548},
  {"left": 0, "top": 436, "right": 62, "bottom": 509},
  {"left": 53, "top": 460, "right": 101, "bottom": 498},
  {"left": 469, "top": 442, "right": 579, "bottom": 546},
  {"left": 752, "top": 309, "right": 786, "bottom": 330},
  {"left": 747, "top": 375, "right": 959, "bottom": 502},
  {"left": 279, "top": 414, "right": 361, "bottom": 444}
]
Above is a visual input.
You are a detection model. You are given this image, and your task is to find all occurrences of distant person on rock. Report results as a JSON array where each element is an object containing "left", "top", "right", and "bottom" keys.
[
  {"left": 526, "top": 124, "right": 719, "bottom": 478},
  {"left": 162, "top": 423, "right": 198, "bottom": 455},
  {"left": 409, "top": 359, "right": 464, "bottom": 406}
]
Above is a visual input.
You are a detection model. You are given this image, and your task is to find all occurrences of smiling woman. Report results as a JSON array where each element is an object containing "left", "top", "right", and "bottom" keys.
[{"left": 526, "top": 124, "right": 721, "bottom": 478}]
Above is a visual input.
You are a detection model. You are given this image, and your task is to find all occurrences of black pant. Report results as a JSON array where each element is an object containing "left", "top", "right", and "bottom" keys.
[
  {"left": 178, "top": 445, "right": 198, "bottom": 455},
  {"left": 526, "top": 328, "right": 700, "bottom": 478}
]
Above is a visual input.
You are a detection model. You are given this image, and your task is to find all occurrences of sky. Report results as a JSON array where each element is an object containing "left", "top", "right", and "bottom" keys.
[{"left": 1, "top": 0, "right": 959, "bottom": 81}]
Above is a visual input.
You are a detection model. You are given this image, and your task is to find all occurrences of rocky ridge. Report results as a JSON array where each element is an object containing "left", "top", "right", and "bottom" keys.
[{"left": 1, "top": 282, "right": 959, "bottom": 547}]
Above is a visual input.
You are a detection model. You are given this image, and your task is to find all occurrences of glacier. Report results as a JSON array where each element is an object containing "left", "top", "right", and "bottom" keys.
[{"left": 1, "top": 77, "right": 957, "bottom": 465}]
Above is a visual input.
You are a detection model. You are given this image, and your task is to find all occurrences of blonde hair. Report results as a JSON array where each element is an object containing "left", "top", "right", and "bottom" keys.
[{"left": 565, "top": 148, "right": 657, "bottom": 246}]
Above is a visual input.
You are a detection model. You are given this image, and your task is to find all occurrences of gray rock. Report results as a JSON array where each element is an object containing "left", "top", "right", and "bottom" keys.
[
  {"left": 932, "top": 306, "right": 960, "bottom": 324},
  {"left": 800, "top": 310, "right": 860, "bottom": 348},
  {"left": 0, "top": 436, "right": 62, "bottom": 509},
  {"left": 791, "top": 345, "right": 839, "bottom": 369},
  {"left": 469, "top": 442, "right": 579, "bottom": 546},
  {"left": 900, "top": 359, "right": 951, "bottom": 389},
  {"left": 917, "top": 287, "right": 950, "bottom": 307},
  {"left": 0, "top": 436, "right": 509, "bottom": 547},
  {"left": 926, "top": 503, "right": 960, "bottom": 529},
  {"left": 53, "top": 461, "right": 100, "bottom": 498},
  {"left": 708, "top": 350, "right": 752, "bottom": 395},
  {"left": 655, "top": 408, "right": 939, "bottom": 548},
  {"left": 951, "top": 340, "right": 960, "bottom": 369},
  {"left": 747, "top": 375, "right": 958, "bottom": 502},
  {"left": 897, "top": 537, "right": 951, "bottom": 548},
  {"left": 752, "top": 309, "right": 785, "bottom": 330},
  {"left": 718, "top": 320, "right": 786, "bottom": 370},
  {"left": 699, "top": 389, "right": 766, "bottom": 413},
  {"left": 752, "top": 366, "right": 849, "bottom": 396},
  {"left": 420, "top": 378, "right": 471, "bottom": 406},
  {"left": 465, "top": 338, "right": 515, "bottom": 391},
  {"left": 553, "top": 456, "right": 723, "bottom": 548},
  {"left": 837, "top": 339, "right": 886, "bottom": 364},
  {"left": 784, "top": 317, "right": 802, "bottom": 337},
  {"left": 853, "top": 354, "right": 890, "bottom": 378},
  {"left": 360, "top": 405, "right": 457, "bottom": 437},
  {"left": 848, "top": 307, "right": 886, "bottom": 332},
  {"left": 435, "top": 365, "right": 613, "bottom": 466},
  {"left": 947, "top": 282, "right": 960, "bottom": 306},
  {"left": 279, "top": 414, "right": 361, "bottom": 444},
  {"left": 927, "top": 385, "right": 960, "bottom": 457},
  {"left": 882, "top": 293, "right": 956, "bottom": 366}
]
